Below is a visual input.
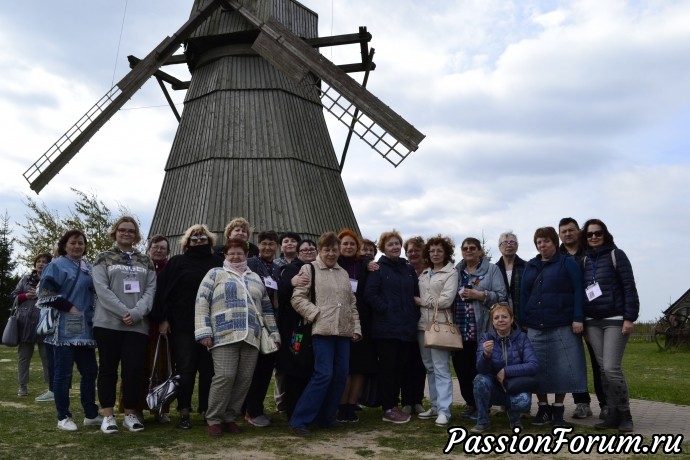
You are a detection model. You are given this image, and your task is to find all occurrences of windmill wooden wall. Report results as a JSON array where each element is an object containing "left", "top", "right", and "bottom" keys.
[{"left": 149, "top": 0, "right": 360, "bottom": 251}]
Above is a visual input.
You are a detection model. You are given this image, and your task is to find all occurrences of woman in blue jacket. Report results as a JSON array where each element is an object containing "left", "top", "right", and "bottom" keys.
[
  {"left": 472, "top": 302, "right": 537, "bottom": 432},
  {"left": 364, "top": 230, "right": 420, "bottom": 424},
  {"left": 581, "top": 219, "right": 639, "bottom": 432},
  {"left": 520, "top": 226, "right": 586, "bottom": 427},
  {"left": 37, "top": 229, "right": 101, "bottom": 432}
]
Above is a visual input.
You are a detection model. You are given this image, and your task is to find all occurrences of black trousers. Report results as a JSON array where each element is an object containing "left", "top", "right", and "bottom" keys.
[
  {"left": 375, "top": 338, "right": 411, "bottom": 411},
  {"left": 243, "top": 351, "right": 276, "bottom": 417},
  {"left": 283, "top": 373, "right": 311, "bottom": 420},
  {"left": 94, "top": 327, "right": 148, "bottom": 409},
  {"left": 451, "top": 340, "right": 478, "bottom": 408},
  {"left": 400, "top": 340, "right": 426, "bottom": 406},
  {"left": 170, "top": 330, "right": 213, "bottom": 413}
]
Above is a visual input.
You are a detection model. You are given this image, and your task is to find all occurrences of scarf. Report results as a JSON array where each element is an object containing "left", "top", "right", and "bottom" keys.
[{"left": 224, "top": 259, "right": 248, "bottom": 276}]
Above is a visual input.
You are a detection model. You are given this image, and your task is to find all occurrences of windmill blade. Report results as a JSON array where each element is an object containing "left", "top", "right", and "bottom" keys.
[
  {"left": 221, "top": 0, "right": 425, "bottom": 167},
  {"left": 23, "top": 0, "right": 225, "bottom": 193}
]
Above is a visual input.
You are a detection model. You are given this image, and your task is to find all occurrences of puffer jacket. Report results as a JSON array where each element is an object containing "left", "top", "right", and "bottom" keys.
[
  {"left": 417, "top": 262, "right": 458, "bottom": 331},
  {"left": 291, "top": 258, "right": 361, "bottom": 338},
  {"left": 364, "top": 255, "right": 420, "bottom": 342},
  {"left": 583, "top": 245, "right": 639, "bottom": 322},
  {"left": 520, "top": 251, "right": 584, "bottom": 329},
  {"left": 476, "top": 327, "right": 538, "bottom": 378}
]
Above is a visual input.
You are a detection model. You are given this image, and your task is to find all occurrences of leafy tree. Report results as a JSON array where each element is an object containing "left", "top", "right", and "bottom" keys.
[
  {"left": 16, "top": 188, "right": 138, "bottom": 267},
  {"left": 0, "top": 212, "right": 20, "bottom": 324}
]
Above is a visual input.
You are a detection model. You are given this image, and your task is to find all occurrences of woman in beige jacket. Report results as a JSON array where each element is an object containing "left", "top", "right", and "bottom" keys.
[
  {"left": 288, "top": 232, "right": 361, "bottom": 437},
  {"left": 415, "top": 236, "right": 458, "bottom": 426}
]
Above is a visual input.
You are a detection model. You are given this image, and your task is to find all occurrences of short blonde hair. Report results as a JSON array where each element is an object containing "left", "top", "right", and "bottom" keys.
[
  {"left": 180, "top": 224, "right": 216, "bottom": 251},
  {"left": 109, "top": 216, "right": 142, "bottom": 244},
  {"left": 377, "top": 230, "right": 403, "bottom": 251},
  {"left": 224, "top": 217, "right": 252, "bottom": 239}
]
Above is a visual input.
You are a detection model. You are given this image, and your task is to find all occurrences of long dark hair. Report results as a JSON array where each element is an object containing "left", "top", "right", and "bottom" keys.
[{"left": 580, "top": 218, "right": 615, "bottom": 248}]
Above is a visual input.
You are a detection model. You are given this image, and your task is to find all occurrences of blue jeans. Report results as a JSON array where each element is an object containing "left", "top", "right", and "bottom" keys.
[
  {"left": 417, "top": 331, "right": 453, "bottom": 417},
  {"left": 290, "top": 336, "right": 350, "bottom": 429},
  {"left": 53, "top": 345, "right": 99, "bottom": 421},
  {"left": 473, "top": 374, "right": 530, "bottom": 426}
]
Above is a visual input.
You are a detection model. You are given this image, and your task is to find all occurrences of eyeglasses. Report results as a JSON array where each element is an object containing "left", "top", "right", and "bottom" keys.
[
  {"left": 150, "top": 245, "right": 168, "bottom": 252},
  {"left": 500, "top": 240, "right": 517, "bottom": 246},
  {"left": 117, "top": 228, "right": 136, "bottom": 234},
  {"left": 461, "top": 246, "right": 478, "bottom": 252},
  {"left": 190, "top": 235, "right": 209, "bottom": 242},
  {"left": 586, "top": 231, "right": 604, "bottom": 239},
  {"left": 299, "top": 248, "right": 316, "bottom": 253}
]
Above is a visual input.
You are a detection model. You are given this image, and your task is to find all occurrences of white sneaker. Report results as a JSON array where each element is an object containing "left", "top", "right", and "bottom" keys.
[
  {"left": 124, "top": 413, "right": 145, "bottom": 432},
  {"left": 83, "top": 415, "right": 104, "bottom": 427},
  {"left": 35, "top": 390, "right": 54, "bottom": 402},
  {"left": 417, "top": 408, "right": 438, "bottom": 420},
  {"left": 100, "top": 415, "right": 118, "bottom": 434},
  {"left": 57, "top": 417, "right": 78, "bottom": 431},
  {"left": 435, "top": 413, "right": 450, "bottom": 426}
]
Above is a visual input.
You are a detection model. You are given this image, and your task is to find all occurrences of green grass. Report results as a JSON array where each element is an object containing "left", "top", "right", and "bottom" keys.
[{"left": 0, "top": 342, "right": 688, "bottom": 459}]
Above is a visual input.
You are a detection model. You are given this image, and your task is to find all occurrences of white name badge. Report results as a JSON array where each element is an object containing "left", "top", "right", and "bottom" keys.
[
  {"left": 350, "top": 279, "right": 358, "bottom": 292},
  {"left": 123, "top": 280, "right": 141, "bottom": 293},
  {"left": 264, "top": 276, "right": 278, "bottom": 290},
  {"left": 585, "top": 282, "right": 602, "bottom": 301}
]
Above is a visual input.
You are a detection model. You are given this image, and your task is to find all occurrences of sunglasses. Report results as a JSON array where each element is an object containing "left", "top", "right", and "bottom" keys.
[
  {"left": 500, "top": 240, "right": 517, "bottom": 246},
  {"left": 586, "top": 231, "right": 604, "bottom": 239},
  {"left": 461, "top": 246, "right": 478, "bottom": 252},
  {"left": 490, "top": 302, "right": 512, "bottom": 312},
  {"left": 190, "top": 235, "right": 209, "bottom": 242}
]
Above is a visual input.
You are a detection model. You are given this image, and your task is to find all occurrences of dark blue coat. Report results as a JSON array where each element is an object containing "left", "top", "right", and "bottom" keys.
[
  {"left": 364, "top": 256, "right": 420, "bottom": 342},
  {"left": 476, "top": 327, "right": 539, "bottom": 378},
  {"left": 583, "top": 245, "right": 639, "bottom": 322},
  {"left": 519, "top": 251, "right": 584, "bottom": 328}
]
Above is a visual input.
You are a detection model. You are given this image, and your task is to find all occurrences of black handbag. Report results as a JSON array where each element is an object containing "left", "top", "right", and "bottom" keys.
[
  {"left": 146, "top": 335, "right": 180, "bottom": 415},
  {"left": 502, "top": 375, "right": 539, "bottom": 395},
  {"left": 287, "top": 262, "right": 316, "bottom": 370}
]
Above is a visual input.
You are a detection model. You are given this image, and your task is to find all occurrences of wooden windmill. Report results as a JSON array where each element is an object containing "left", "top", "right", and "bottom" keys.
[{"left": 23, "top": 0, "right": 424, "bottom": 249}]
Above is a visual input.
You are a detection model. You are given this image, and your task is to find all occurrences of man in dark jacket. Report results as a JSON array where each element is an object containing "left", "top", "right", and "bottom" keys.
[{"left": 558, "top": 217, "right": 607, "bottom": 421}]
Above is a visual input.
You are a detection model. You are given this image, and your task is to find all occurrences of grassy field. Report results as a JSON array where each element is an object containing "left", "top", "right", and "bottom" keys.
[{"left": 0, "top": 342, "right": 688, "bottom": 459}]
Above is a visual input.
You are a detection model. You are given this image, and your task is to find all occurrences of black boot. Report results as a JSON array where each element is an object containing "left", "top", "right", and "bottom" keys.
[
  {"left": 617, "top": 409, "right": 634, "bottom": 432},
  {"left": 551, "top": 405, "right": 566, "bottom": 427},
  {"left": 594, "top": 407, "right": 619, "bottom": 430}
]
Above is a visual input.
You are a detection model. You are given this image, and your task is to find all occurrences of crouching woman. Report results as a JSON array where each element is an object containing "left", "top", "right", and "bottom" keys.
[{"left": 471, "top": 302, "right": 537, "bottom": 432}]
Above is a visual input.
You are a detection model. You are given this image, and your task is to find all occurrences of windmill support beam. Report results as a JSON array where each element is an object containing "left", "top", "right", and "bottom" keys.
[
  {"left": 304, "top": 31, "right": 371, "bottom": 48},
  {"left": 128, "top": 55, "right": 190, "bottom": 90},
  {"left": 155, "top": 76, "right": 182, "bottom": 122}
]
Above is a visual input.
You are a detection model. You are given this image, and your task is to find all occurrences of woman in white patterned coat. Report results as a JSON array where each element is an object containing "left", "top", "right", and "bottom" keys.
[{"left": 195, "top": 238, "right": 279, "bottom": 437}]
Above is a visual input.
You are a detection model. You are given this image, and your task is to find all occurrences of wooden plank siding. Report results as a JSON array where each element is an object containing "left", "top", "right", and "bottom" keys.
[{"left": 149, "top": 1, "right": 360, "bottom": 253}]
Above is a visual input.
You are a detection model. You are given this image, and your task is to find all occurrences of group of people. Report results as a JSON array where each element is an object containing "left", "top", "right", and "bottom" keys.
[{"left": 10, "top": 215, "right": 639, "bottom": 436}]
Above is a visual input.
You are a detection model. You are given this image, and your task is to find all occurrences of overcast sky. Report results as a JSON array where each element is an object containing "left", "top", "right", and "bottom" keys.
[{"left": 2, "top": 0, "right": 690, "bottom": 321}]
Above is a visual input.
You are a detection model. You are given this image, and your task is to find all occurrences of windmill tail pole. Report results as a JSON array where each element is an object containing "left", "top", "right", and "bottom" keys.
[{"left": 340, "top": 48, "right": 375, "bottom": 172}]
